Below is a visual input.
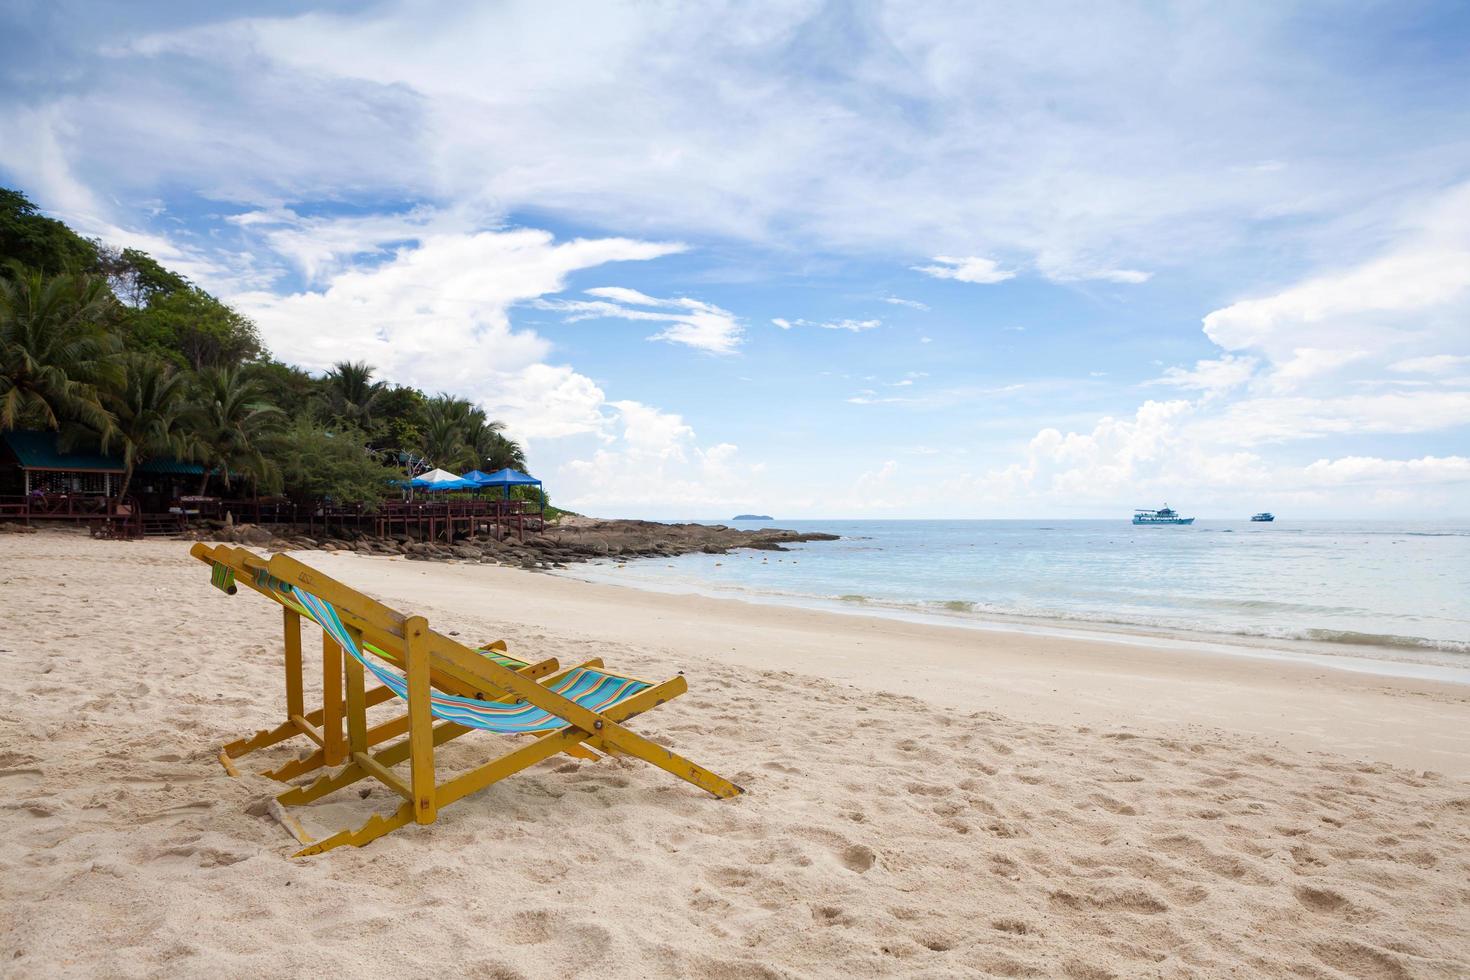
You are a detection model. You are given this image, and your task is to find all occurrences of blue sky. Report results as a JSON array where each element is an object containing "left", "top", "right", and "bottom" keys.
[{"left": 2, "top": 1, "right": 1469, "bottom": 518}]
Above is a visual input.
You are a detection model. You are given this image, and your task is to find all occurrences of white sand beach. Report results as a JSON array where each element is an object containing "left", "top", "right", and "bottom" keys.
[{"left": 2, "top": 530, "right": 1468, "bottom": 978}]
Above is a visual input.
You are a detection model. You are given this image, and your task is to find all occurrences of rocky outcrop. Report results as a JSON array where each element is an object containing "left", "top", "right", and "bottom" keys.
[{"left": 197, "top": 518, "right": 838, "bottom": 570}]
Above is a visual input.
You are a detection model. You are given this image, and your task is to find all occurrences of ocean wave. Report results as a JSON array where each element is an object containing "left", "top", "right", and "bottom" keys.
[
  {"left": 907, "top": 599, "right": 1470, "bottom": 655},
  {"left": 1295, "top": 629, "right": 1470, "bottom": 653}
]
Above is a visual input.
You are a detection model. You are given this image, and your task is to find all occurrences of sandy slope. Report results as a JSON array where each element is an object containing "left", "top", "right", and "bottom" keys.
[{"left": 1, "top": 531, "right": 1466, "bottom": 979}]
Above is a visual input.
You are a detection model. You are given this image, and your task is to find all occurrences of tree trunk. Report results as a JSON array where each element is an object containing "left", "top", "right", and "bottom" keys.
[
  {"left": 116, "top": 463, "right": 135, "bottom": 504},
  {"left": 198, "top": 470, "right": 210, "bottom": 495}
]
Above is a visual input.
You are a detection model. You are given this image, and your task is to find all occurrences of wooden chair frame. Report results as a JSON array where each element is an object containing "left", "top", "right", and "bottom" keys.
[
  {"left": 191, "top": 543, "right": 563, "bottom": 781},
  {"left": 195, "top": 547, "right": 744, "bottom": 854}
]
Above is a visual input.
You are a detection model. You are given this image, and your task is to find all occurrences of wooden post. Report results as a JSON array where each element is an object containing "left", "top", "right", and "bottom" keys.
[
  {"left": 404, "top": 614, "right": 437, "bottom": 824},
  {"left": 343, "top": 626, "right": 368, "bottom": 756},
  {"left": 321, "top": 630, "right": 345, "bottom": 767},
  {"left": 283, "top": 607, "right": 304, "bottom": 720}
]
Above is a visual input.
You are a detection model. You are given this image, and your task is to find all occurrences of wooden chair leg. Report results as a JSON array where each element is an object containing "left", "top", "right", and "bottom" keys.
[{"left": 321, "top": 631, "right": 345, "bottom": 766}]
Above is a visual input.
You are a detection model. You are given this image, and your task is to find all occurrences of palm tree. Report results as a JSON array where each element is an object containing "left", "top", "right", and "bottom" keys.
[
  {"left": 101, "top": 353, "right": 198, "bottom": 502},
  {"left": 481, "top": 430, "right": 527, "bottom": 472},
  {"left": 323, "top": 360, "right": 384, "bottom": 429},
  {"left": 190, "top": 366, "right": 283, "bottom": 495},
  {"left": 0, "top": 265, "right": 121, "bottom": 433},
  {"left": 417, "top": 394, "right": 475, "bottom": 470}
]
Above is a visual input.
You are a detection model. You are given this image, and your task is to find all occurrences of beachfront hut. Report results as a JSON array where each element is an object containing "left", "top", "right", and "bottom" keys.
[{"left": 0, "top": 429, "right": 207, "bottom": 510}]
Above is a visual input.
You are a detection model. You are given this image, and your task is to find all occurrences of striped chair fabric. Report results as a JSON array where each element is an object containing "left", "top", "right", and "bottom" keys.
[{"left": 290, "top": 586, "right": 650, "bottom": 734}]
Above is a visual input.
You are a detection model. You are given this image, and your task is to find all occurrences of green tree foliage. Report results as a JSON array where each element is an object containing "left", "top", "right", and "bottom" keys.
[
  {"left": 323, "top": 360, "right": 385, "bottom": 429},
  {"left": 1, "top": 188, "right": 534, "bottom": 509},
  {"left": 190, "top": 366, "right": 283, "bottom": 494},
  {"left": 247, "top": 359, "right": 321, "bottom": 410},
  {"left": 100, "top": 353, "right": 199, "bottom": 501},
  {"left": 0, "top": 189, "right": 99, "bottom": 276},
  {"left": 415, "top": 394, "right": 529, "bottom": 473},
  {"left": 418, "top": 394, "right": 473, "bottom": 470},
  {"left": 0, "top": 264, "right": 122, "bottom": 432},
  {"left": 479, "top": 426, "right": 528, "bottom": 472},
  {"left": 366, "top": 383, "right": 426, "bottom": 457},
  {"left": 98, "top": 246, "right": 189, "bottom": 307},
  {"left": 266, "top": 418, "right": 400, "bottom": 509},
  {"left": 124, "top": 286, "right": 264, "bottom": 371}
]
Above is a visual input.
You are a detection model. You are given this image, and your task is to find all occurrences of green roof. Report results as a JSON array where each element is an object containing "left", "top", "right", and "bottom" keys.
[{"left": 1, "top": 430, "right": 205, "bottom": 475}]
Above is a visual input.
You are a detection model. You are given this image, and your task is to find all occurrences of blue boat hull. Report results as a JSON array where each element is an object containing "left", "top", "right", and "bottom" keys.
[{"left": 1133, "top": 517, "right": 1195, "bottom": 525}]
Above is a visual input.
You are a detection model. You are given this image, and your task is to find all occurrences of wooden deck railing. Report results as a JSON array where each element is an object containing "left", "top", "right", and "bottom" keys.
[{"left": 0, "top": 493, "right": 542, "bottom": 542}]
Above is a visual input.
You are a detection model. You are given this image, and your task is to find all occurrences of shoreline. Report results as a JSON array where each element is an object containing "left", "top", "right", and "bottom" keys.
[
  {"left": 291, "top": 548, "right": 1470, "bottom": 779},
  {"left": 558, "top": 558, "right": 1470, "bottom": 685},
  {"left": 4, "top": 532, "right": 1468, "bottom": 977}
]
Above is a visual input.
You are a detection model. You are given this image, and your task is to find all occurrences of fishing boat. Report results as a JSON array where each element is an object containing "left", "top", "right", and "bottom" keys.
[
  {"left": 1133, "top": 504, "right": 1194, "bottom": 525},
  {"left": 1250, "top": 512, "right": 1275, "bottom": 522}
]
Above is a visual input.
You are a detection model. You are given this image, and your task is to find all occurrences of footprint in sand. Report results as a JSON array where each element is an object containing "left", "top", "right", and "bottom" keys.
[
  {"left": 1295, "top": 885, "right": 1351, "bottom": 914},
  {"left": 0, "top": 767, "right": 43, "bottom": 789},
  {"left": 840, "top": 843, "right": 876, "bottom": 872}
]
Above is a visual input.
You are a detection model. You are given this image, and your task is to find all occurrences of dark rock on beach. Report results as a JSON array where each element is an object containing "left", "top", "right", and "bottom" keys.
[{"left": 199, "top": 516, "right": 838, "bottom": 570}]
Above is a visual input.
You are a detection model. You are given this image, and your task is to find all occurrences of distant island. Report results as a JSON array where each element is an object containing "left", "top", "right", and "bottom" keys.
[{"left": 732, "top": 514, "right": 773, "bottom": 521}]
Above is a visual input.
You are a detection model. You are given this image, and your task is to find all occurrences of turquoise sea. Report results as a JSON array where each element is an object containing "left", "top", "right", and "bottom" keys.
[{"left": 564, "top": 519, "right": 1470, "bottom": 671}]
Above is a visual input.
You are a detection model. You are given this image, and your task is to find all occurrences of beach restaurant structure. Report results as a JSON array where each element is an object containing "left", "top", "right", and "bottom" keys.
[
  {"left": 0, "top": 430, "right": 547, "bottom": 541},
  {"left": 0, "top": 429, "right": 208, "bottom": 532}
]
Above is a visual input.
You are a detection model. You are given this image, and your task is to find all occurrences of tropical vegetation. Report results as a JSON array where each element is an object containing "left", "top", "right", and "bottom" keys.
[{"left": 0, "top": 187, "right": 534, "bottom": 510}]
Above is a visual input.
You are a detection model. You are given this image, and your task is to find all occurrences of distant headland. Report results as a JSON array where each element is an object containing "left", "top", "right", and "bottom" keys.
[{"left": 732, "top": 514, "right": 774, "bottom": 521}]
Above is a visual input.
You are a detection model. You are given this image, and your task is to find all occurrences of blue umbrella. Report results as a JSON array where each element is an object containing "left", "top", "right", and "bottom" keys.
[{"left": 467, "top": 467, "right": 544, "bottom": 505}]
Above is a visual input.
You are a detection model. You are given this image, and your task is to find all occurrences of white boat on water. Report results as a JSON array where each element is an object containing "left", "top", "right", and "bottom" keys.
[{"left": 1133, "top": 504, "right": 1194, "bottom": 525}]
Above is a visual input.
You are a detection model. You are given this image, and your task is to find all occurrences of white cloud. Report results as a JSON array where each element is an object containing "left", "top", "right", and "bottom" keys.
[
  {"left": 557, "top": 402, "right": 764, "bottom": 515},
  {"left": 1203, "top": 249, "right": 1470, "bottom": 357},
  {"left": 232, "top": 226, "right": 684, "bottom": 389},
  {"left": 540, "top": 288, "right": 743, "bottom": 354},
  {"left": 847, "top": 394, "right": 912, "bottom": 405},
  {"left": 1198, "top": 391, "right": 1470, "bottom": 446},
  {"left": 980, "top": 185, "right": 1470, "bottom": 509},
  {"left": 1150, "top": 354, "right": 1257, "bottom": 395},
  {"left": 7, "top": 5, "right": 1470, "bottom": 516},
  {"left": 882, "top": 295, "right": 930, "bottom": 311},
  {"left": 218, "top": 216, "right": 765, "bottom": 513},
  {"left": 1089, "top": 268, "right": 1152, "bottom": 284},
  {"left": 1301, "top": 455, "right": 1470, "bottom": 486},
  {"left": 492, "top": 364, "right": 611, "bottom": 440},
  {"left": 771, "top": 317, "right": 881, "bottom": 332},
  {"left": 13, "top": 4, "right": 1470, "bottom": 301},
  {"left": 1391, "top": 354, "right": 1470, "bottom": 375},
  {"left": 913, "top": 255, "right": 1015, "bottom": 284}
]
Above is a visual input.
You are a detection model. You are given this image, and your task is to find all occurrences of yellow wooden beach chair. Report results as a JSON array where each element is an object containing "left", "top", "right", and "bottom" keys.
[
  {"left": 192, "top": 543, "right": 562, "bottom": 781},
  {"left": 195, "top": 547, "right": 744, "bottom": 854}
]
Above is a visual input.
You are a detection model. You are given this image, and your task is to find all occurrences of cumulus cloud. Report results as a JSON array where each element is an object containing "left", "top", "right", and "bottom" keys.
[
  {"left": 979, "top": 185, "right": 1470, "bottom": 512},
  {"left": 7, "top": 4, "right": 1470, "bottom": 515},
  {"left": 912, "top": 255, "right": 1014, "bottom": 284},
  {"left": 557, "top": 402, "right": 764, "bottom": 515},
  {"left": 231, "top": 226, "right": 686, "bottom": 388},
  {"left": 219, "top": 215, "right": 761, "bottom": 513}
]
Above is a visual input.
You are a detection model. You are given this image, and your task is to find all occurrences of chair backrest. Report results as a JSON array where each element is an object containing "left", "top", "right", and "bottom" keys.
[{"left": 192, "top": 543, "right": 531, "bottom": 700}]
